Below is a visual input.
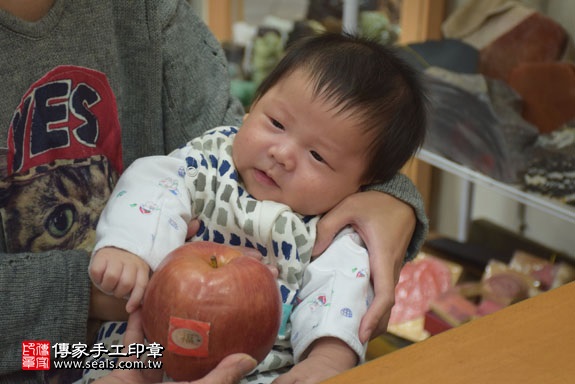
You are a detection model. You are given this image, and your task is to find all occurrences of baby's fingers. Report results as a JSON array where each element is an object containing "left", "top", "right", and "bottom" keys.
[
  {"left": 98, "top": 262, "right": 126, "bottom": 295},
  {"left": 88, "top": 254, "right": 108, "bottom": 287},
  {"left": 126, "top": 267, "right": 149, "bottom": 313}
]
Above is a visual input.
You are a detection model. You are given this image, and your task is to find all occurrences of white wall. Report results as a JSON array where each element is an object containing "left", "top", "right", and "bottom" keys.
[{"left": 434, "top": 0, "right": 575, "bottom": 259}]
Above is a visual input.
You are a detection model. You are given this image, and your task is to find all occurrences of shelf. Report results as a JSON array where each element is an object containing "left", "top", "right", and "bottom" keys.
[{"left": 417, "top": 148, "right": 575, "bottom": 224}]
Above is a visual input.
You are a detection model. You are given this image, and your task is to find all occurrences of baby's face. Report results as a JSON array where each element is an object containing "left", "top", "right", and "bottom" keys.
[{"left": 232, "top": 69, "right": 370, "bottom": 215}]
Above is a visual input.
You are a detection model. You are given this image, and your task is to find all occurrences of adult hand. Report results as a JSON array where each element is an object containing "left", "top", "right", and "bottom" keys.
[
  {"left": 93, "top": 310, "right": 257, "bottom": 384},
  {"left": 313, "top": 191, "right": 415, "bottom": 343}
]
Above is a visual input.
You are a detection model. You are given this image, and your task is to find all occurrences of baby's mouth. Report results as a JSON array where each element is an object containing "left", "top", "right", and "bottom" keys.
[{"left": 254, "top": 169, "right": 278, "bottom": 187}]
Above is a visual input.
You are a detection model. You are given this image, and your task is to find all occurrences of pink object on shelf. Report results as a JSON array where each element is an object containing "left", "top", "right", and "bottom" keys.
[{"left": 389, "top": 256, "right": 453, "bottom": 325}]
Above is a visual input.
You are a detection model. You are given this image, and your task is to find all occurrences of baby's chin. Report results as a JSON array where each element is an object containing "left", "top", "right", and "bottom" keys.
[
  {"left": 280, "top": 199, "right": 331, "bottom": 217},
  {"left": 244, "top": 184, "right": 332, "bottom": 216}
]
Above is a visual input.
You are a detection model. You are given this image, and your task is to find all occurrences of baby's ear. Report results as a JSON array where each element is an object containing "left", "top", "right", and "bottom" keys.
[{"left": 243, "top": 113, "right": 249, "bottom": 122}]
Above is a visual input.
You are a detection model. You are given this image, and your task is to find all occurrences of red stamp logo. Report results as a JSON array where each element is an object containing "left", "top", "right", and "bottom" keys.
[{"left": 22, "top": 341, "right": 51, "bottom": 370}]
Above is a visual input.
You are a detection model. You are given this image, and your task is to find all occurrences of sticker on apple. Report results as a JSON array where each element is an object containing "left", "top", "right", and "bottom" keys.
[{"left": 168, "top": 316, "right": 211, "bottom": 357}]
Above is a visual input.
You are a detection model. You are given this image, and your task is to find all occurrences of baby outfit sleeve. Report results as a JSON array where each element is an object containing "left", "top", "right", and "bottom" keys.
[
  {"left": 290, "top": 228, "right": 373, "bottom": 364},
  {"left": 93, "top": 154, "right": 193, "bottom": 270}
]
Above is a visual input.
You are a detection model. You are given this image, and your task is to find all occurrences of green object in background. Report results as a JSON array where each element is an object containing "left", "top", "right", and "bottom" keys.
[
  {"left": 359, "top": 11, "right": 400, "bottom": 45},
  {"left": 231, "top": 79, "right": 257, "bottom": 109},
  {"left": 252, "top": 31, "right": 284, "bottom": 86}
]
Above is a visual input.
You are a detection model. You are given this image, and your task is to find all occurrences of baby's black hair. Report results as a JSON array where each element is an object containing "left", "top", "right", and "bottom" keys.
[{"left": 253, "top": 32, "right": 427, "bottom": 184}]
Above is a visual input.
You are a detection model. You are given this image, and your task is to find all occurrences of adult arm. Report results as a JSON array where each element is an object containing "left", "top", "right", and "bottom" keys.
[
  {"left": 159, "top": 0, "right": 245, "bottom": 151},
  {"left": 0, "top": 248, "right": 127, "bottom": 382},
  {"left": 313, "top": 173, "right": 428, "bottom": 343},
  {"left": 0, "top": 248, "right": 91, "bottom": 382},
  {"left": 0, "top": 2, "right": 241, "bottom": 382}
]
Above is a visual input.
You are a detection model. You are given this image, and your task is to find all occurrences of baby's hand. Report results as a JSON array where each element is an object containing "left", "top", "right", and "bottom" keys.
[
  {"left": 273, "top": 337, "right": 357, "bottom": 384},
  {"left": 89, "top": 247, "right": 150, "bottom": 313}
]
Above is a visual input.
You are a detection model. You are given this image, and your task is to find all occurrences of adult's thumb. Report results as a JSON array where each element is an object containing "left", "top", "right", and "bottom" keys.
[
  {"left": 313, "top": 208, "right": 350, "bottom": 256},
  {"left": 193, "top": 354, "right": 257, "bottom": 384}
]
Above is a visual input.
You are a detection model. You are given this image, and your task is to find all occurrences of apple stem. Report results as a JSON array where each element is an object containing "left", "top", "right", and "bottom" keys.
[{"left": 210, "top": 255, "right": 218, "bottom": 268}]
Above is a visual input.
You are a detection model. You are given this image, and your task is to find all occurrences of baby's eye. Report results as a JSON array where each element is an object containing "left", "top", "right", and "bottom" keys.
[
  {"left": 310, "top": 151, "right": 324, "bottom": 162},
  {"left": 271, "top": 119, "right": 284, "bottom": 130}
]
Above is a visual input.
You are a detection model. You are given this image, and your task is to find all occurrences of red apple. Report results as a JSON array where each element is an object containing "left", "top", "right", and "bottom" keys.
[{"left": 141, "top": 241, "right": 281, "bottom": 381}]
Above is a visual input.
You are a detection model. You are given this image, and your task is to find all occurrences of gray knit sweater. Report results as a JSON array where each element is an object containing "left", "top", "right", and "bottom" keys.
[{"left": 0, "top": 1, "right": 426, "bottom": 383}]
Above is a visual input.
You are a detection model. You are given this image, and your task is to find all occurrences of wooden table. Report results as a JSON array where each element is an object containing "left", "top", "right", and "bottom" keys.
[{"left": 324, "top": 281, "right": 575, "bottom": 383}]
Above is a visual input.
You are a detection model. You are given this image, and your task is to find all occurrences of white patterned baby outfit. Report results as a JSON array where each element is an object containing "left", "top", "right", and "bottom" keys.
[{"left": 84, "top": 126, "right": 373, "bottom": 383}]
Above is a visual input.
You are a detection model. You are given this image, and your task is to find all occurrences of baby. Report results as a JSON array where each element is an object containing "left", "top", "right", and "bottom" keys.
[{"left": 89, "top": 32, "right": 426, "bottom": 383}]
